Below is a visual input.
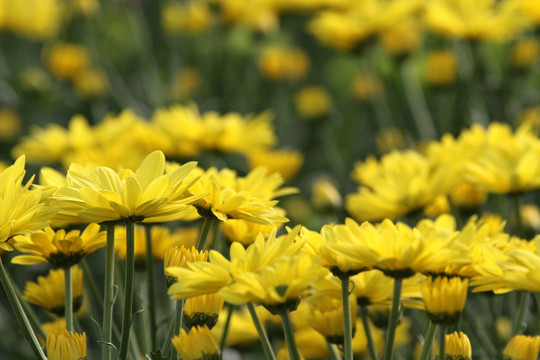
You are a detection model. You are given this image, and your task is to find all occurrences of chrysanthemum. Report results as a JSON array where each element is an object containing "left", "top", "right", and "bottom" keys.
[
  {"left": 164, "top": 246, "right": 208, "bottom": 287},
  {"left": 51, "top": 150, "right": 203, "bottom": 224},
  {"left": 307, "top": 294, "right": 357, "bottom": 344},
  {"left": 221, "top": 217, "right": 284, "bottom": 246},
  {"left": 171, "top": 325, "right": 220, "bottom": 360},
  {"left": 23, "top": 266, "right": 84, "bottom": 317},
  {"left": 12, "top": 223, "right": 105, "bottom": 267},
  {"left": 503, "top": 334, "right": 540, "bottom": 360},
  {"left": 346, "top": 150, "right": 460, "bottom": 221},
  {"left": 189, "top": 166, "right": 294, "bottom": 225},
  {"left": 46, "top": 329, "right": 87, "bottom": 360},
  {"left": 247, "top": 149, "right": 303, "bottom": 182},
  {"left": 421, "top": 276, "right": 468, "bottom": 325},
  {"left": 445, "top": 331, "right": 472, "bottom": 360},
  {"left": 183, "top": 293, "right": 224, "bottom": 329},
  {"left": 0, "top": 156, "right": 56, "bottom": 251}
]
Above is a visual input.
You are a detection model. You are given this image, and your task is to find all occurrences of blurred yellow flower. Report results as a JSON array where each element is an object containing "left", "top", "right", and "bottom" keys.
[
  {"left": 0, "top": 0, "right": 63, "bottom": 40},
  {"left": 73, "top": 68, "right": 108, "bottom": 98},
  {"left": 162, "top": 1, "right": 213, "bottom": 35},
  {"left": 257, "top": 46, "right": 309, "bottom": 81},
  {"left": 46, "top": 329, "right": 86, "bottom": 360},
  {"left": 46, "top": 43, "right": 90, "bottom": 80},
  {"left": 0, "top": 108, "right": 21, "bottom": 140},
  {"left": 212, "top": 306, "right": 259, "bottom": 348},
  {"left": 503, "top": 334, "right": 540, "bottom": 360},
  {"left": 512, "top": 38, "right": 539, "bottom": 68},
  {"left": 294, "top": 86, "right": 333, "bottom": 119},
  {"left": 23, "top": 266, "right": 84, "bottom": 317},
  {"left": 247, "top": 149, "right": 303, "bottom": 182},
  {"left": 425, "top": 50, "right": 458, "bottom": 86},
  {"left": 311, "top": 177, "right": 342, "bottom": 213},
  {"left": 12, "top": 223, "right": 105, "bottom": 267},
  {"left": 307, "top": 293, "right": 357, "bottom": 344},
  {"left": 221, "top": 218, "right": 282, "bottom": 246},
  {"left": 449, "top": 182, "right": 488, "bottom": 208},
  {"left": 171, "top": 67, "right": 203, "bottom": 100},
  {"left": 351, "top": 73, "right": 384, "bottom": 101},
  {"left": 379, "top": 19, "right": 422, "bottom": 56},
  {"left": 51, "top": 150, "right": 202, "bottom": 224},
  {"left": 445, "top": 331, "right": 472, "bottom": 359},
  {"left": 171, "top": 325, "right": 220, "bottom": 360}
]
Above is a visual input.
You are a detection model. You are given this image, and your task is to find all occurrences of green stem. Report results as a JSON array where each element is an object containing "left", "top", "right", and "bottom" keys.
[
  {"left": 102, "top": 223, "right": 116, "bottom": 360},
  {"left": 327, "top": 342, "right": 343, "bottom": 360},
  {"left": 439, "top": 326, "right": 446, "bottom": 360},
  {"left": 383, "top": 277, "right": 403, "bottom": 360},
  {"left": 65, "top": 265, "right": 73, "bottom": 332},
  {"left": 8, "top": 270, "right": 46, "bottom": 340},
  {"left": 219, "top": 304, "right": 233, "bottom": 350},
  {"left": 81, "top": 258, "right": 104, "bottom": 311},
  {"left": 246, "top": 303, "right": 276, "bottom": 360},
  {"left": 119, "top": 221, "right": 136, "bottom": 360},
  {"left": 0, "top": 257, "right": 46, "bottom": 360},
  {"left": 196, "top": 217, "right": 218, "bottom": 250},
  {"left": 166, "top": 300, "right": 185, "bottom": 360},
  {"left": 279, "top": 308, "right": 301, "bottom": 360},
  {"left": 511, "top": 291, "right": 530, "bottom": 335},
  {"left": 341, "top": 276, "right": 353, "bottom": 360},
  {"left": 144, "top": 225, "right": 157, "bottom": 350},
  {"left": 418, "top": 321, "right": 437, "bottom": 360},
  {"left": 360, "top": 305, "right": 377, "bottom": 360}
]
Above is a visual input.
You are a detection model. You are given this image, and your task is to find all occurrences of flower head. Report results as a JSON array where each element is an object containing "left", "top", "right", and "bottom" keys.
[
  {"left": 12, "top": 223, "right": 105, "bottom": 267},
  {"left": 46, "top": 329, "right": 87, "bottom": 360},
  {"left": 503, "top": 334, "right": 540, "bottom": 360},
  {"left": 421, "top": 276, "right": 468, "bottom": 325},
  {"left": 171, "top": 325, "right": 220, "bottom": 360},
  {"left": 183, "top": 293, "right": 224, "bottom": 329},
  {"left": 445, "top": 331, "right": 472, "bottom": 360}
]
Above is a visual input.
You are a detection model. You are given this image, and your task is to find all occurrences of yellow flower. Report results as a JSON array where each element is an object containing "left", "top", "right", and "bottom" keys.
[
  {"left": 424, "top": 50, "right": 458, "bottom": 86},
  {"left": 46, "top": 329, "right": 87, "bottom": 360},
  {"left": 220, "top": 0, "right": 278, "bottom": 33},
  {"left": 503, "top": 335, "right": 540, "bottom": 360},
  {"left": 257, "top": 47, "right": 309, "bottom": 81},
  {"left": 221, "top": 218, "right": 282, "bottom": 246},
  {"left": 46, "top": 43, "right": 90, "bottom": 80},
  {"left": 311, "top": 177, "right": 342, "bottom": 213},
  {"left": 351, "top": 73, "right": 384, "bottom": 101},
  {"left": 183, "top": 293, "right": 224, "bottom": 329},
  {"left": 512, "top": 38, "right": 539, "bottom": 69},
  {"left": 307, "top": 293, "right": 357, "bottom": 344},
  {"left": 167, "top": 227, "right": 305, "bottom": 299},
  {"left": 375, "top": 127, "right": 404, "bottom": 154},
  {"left": 170, "top": 67, "right": 203, "bottom": 100},
  {"left": 0, "top": 156, "right": 56, "bottom": 251},
  {"left": 421, "top": 276, "right": 468, "bottom": 325},
  {"left": 466, "top": 122, "right": 540, "bottom": 194},
  {"left": 212, "top": 306, "right": 259, "bottom": 348},
  {"left": 40, "top": 318, "right": 66, "bottom": 345},
  {"left": 449, "top": 182, "right": 488, "bottom": 208},
  {"left": 378, "top": 19, "right": 421, "bottom": 56},
  {"left": 51, "top": 150, "right": 202, "bottom": 224},
  {"left": 445, "top": 331, "right": 472, "bottom": 359},
  {"left": 247, "top": 149, "right": 303, "bottom": 182},
  {"left": 171, "top": 325, "right": 220, "bottom": 360},
  {"left": 162, "top": 1, "right": 213, "bottom": 35},
  {"left": 164, "top": 245, "right": 208, "bottom": 287},
  {"left": 114, "top": 225, "right": 198, "bottom": 263},
  {"left": 12, "top": 223, "right": 105, "bottom": 267},
  {"left": 0, "top": 0, "right": 63, "bottom": 40},
  {"left": 346, "top": 150, "right": 460, "bottom": 221},
  {"left": 0, "top": 108, "right": 21, "bottom": 140},
  {"left": 294, "top": 86, "right": 333, "bottom": 120},
  {"left": 219, "top": 254, "right": 327, "bottom": 310},
  {"left": 23, "top": 266, "right": 84, "bottom": 317},
  {"left": 190, "top": 166, "right": 294, "bottom": 224},
  {"left": 73, "top": 68, "right": 108, "bottom": 98},
  {"left": 424, "top": 0, "right": 528, "bottom": 41}
]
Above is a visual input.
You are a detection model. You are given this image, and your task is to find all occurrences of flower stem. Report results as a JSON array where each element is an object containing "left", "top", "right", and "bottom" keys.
[
  {"left": 341, "top": 276, "right": 353, "bottom": 360},
  {"left": 418, "top": 321, "right": 437, "bottom": 360},
  {"left": 0, "top": 256, "right": 46, "bottom": 360},
  {"left": 8, "top": 270, "right": 46, "bottom": 340},
  {"left": 246, "top": 303, "right": 276, "bottom": 360},
  {"left": 511, "top": 291, "right": 530, "bottom": 335},
  {"left": 327, "top": 342, "right": 343, "bottom": 360},
  {"left": 439, "top": 325, "right": 446, "bottom": 360},
  {"left": 165, "top": 299, "right": 184, "bottom": 360},
  {"left": 196, "top": 217, "right": 218, "bottom": 250},
  {"left": 102, "top": 223, "right": 116, "bottom": 360},
  {"left": 219, "top": 304, "right": 233, "bottom": 350},
  {"left": 65, "top": 265, "right": 73, "bottom": 332},
  {"left": 360, "top": 305, "right": 377, "bottom": 360},
  {"left": 383, "top": 277, "right": 403, "bottom": 360},
  {"left": 144, "top": 224, "right": 157, "bottom": 350},
  {"left": 279, "top": 308, "right": 301, "bottom": 360},
  {"left": 119, "top": 221, "right": 136, "bottom": 360}
]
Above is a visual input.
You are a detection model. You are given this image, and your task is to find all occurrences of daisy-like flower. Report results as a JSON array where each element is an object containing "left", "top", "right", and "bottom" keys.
[
  {"left": 167, "top": 227, "right": 304, "bottom": 299},
  {"left": 421, "top": 276, "right": 468, "bottom": 325},
  {"left": 164, "top": 245, "right": 208, "bottom": 287},
  {"left": 171, "top": 325, "right": 220, "bottom": 360},
  {"left": 12, "top": 223, "right": 105, "bottom": 267},
  {"left": 465, "top": 122, "right": 540, "bottom": 195},
  {"left": 0, "top": 155, "right": 56, "bottom": 251},
  {"left": 247, "top": 149, "right": 304, "bottom": 182},
  {"left": 346, "top": 150, "right": 460, "bottom": 221},
  {"left": 23, "top": 266, "right": 84, "bottom": 317},
  {"left": 307, "top": 293, "right": 358, "bottom": 344},
  {"left": 46, "top": 329, "right": 87, "bottom": 360},
  {"left": 445, "top": 331, "right": 472, "bottom": 360},
  {"left": 221, "top": 217, "right": 284, "bottom": 246},
  {"left": 51, "top": 150, "right": 203, "bottom": 224},
  {"left": 189, "top": 166, "right": 295, "bottom": 225},
  {"left": 183, "top": 293, "right": 224, "bottom": 329},
  {"left": 503, "top": 334, "right": 540, "bottom": 360}
]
